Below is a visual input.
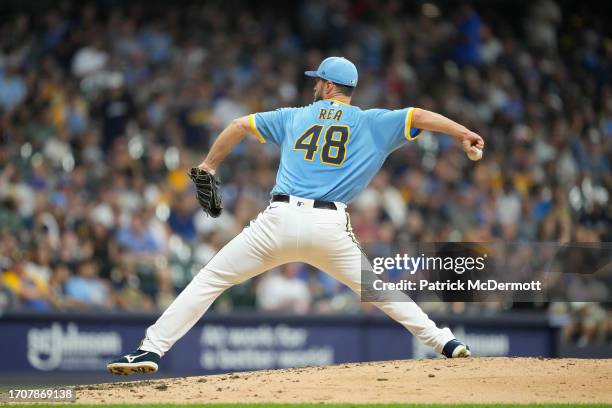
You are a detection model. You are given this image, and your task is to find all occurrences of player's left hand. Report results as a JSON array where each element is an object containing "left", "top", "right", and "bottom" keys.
[{"left": 189, "top": 167, "right": 223, "bottom": 218}]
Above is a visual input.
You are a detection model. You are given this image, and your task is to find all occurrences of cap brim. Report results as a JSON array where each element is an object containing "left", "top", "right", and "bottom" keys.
[{"left": 304, "top": 71, "right": 319, "bottom": 78}]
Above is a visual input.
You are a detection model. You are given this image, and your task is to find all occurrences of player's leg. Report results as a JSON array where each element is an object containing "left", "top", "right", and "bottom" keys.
[
  {"left": 107, "top": 206, "right": 287, "bottom": 374},
  {"left": 306, "top": 211, "right": 467, "bottom": 356},
  {"left": 140, "top": 234, "right": 281, "bottom": 356}
]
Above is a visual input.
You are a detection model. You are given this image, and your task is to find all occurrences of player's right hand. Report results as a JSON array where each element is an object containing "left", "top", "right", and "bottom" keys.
[
  {"left": 461, "top": 131, "right": 484, "bottom": 161},
  {"left": 461, "top": 130, "right": 484, "bottom": 150}
]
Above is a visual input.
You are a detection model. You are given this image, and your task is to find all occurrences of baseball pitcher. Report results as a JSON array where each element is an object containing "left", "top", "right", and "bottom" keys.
[{"left": 108, "top": 57, "right": 484, "bottom": 375}]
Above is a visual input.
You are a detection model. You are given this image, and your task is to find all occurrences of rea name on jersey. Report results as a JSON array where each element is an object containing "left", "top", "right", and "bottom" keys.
[{"left": 250, "top": 99, "right": 422, "bottom": 204}]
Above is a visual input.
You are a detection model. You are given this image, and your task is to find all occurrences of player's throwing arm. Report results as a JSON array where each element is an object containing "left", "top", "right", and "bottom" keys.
[{"left": 411, "top": 108, "right": 484, "bottom": 161}]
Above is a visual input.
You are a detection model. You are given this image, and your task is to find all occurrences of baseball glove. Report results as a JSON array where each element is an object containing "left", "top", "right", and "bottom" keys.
[{"left": 189, "top": 167, "right": 223, "bottom": 218}]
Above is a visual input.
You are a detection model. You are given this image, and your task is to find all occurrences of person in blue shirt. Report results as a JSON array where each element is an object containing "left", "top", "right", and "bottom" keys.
[
  {"left": 65, "top": 260, "right": 112, "bottom": 309},
  {"left": 109, "top": 57, "right": 484, "bottom": 375}
]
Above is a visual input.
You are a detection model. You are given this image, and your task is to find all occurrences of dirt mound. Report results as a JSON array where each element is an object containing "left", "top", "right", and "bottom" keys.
[{"left": 76, "top": 357, "right": 612, "bottom": 404}]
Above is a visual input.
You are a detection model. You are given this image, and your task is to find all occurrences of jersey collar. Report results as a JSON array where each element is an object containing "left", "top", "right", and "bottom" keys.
[{"left": 325, "top": 98, "right": 351, "bottom": 106}]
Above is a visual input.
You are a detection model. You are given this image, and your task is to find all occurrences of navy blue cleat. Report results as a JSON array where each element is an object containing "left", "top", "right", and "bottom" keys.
[
  {"left": 107, "top": 349, "right": 160, "bottom": 376},
  {"left": 442, "top": 339, "right": 471, "bottom": 358}
]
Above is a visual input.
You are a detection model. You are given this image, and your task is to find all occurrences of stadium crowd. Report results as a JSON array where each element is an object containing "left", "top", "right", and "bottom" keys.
[{"left": 0, "top": 1, "right": 610, "bottom": 345}]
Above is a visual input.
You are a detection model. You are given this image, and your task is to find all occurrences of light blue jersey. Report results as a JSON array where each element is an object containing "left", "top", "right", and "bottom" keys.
[{"left": 250, "top": 99, "right": 422, "bottom": 203}]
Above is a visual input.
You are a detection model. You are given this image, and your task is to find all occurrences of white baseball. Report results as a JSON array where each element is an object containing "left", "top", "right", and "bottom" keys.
[{"left": 467, "top": 147, "right": 483, "bottom": 161}]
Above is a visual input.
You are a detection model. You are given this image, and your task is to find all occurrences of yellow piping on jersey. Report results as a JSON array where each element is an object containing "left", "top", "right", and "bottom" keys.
[
  {"left": 405, "top": 107, "right": 422, "bottom": 141},
  {"left": 249, "top": 114, "right": 266, "bottom": 144}
]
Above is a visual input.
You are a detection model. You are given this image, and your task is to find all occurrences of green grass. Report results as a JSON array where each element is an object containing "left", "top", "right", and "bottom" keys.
[{"left": 7, "top": 404, "right": 611, "bottom": 408}]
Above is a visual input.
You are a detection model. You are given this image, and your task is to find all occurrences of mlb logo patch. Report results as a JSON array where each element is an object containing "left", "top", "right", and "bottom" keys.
[{"left": 297, "top": 201, "right": 304, "bottom": 207}]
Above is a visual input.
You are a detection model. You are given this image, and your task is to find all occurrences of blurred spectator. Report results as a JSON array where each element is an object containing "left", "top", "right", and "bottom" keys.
[
  {"left": 524, "top": 0, "right": 562, "bottom": 52},
  {"left": 1, "top": 252, "right": 50, "bottom": 310},
  {"left": 562, "top": 302, "right": 608, "bottom": 346},
  {"left": 64, "top": 260, "right": 113, "bottom": 309},
  {"left": 98, "top": 80, "right": 134, "bottom": 150},
  {"left": 71, "top": 40, "right": 108, "bottom": 77},
  {"left": 256, "top": 264, "right": 311, "bottom": 314},
  {"left": 0, "top": 284, "right": 17, "bottom": 311},
  {"left": 116, "top": 213, "right": 161, "bottom": 255},
  {"left": 168, "top": 193, "right": 198, "bottom": 242},
  {"left": 0, "top": 65, "right": 27, "bottom": 111},
  {"left": 453, "top": 4, "right": 482, "bottom": 66},
  {"left": 48, "top": 263, "right": 70, "bottom": 309},
  {"left": 111, "top": 259, "right": 156, "bottom": 312}
]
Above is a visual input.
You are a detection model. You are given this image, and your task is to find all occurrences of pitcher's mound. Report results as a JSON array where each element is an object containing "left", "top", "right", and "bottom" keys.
[{"left": 76, "top": 357, "right": 612, "bottom": 404}]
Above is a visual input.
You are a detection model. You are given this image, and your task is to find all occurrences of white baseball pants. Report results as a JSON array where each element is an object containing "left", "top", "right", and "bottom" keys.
[{"left": 141, "top": 196, "right": 455, "bottom": 356}]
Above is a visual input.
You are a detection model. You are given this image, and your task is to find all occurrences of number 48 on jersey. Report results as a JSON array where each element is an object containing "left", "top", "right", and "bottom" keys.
[{"left": 294, "top": 124, "right": 350, "bottom": 166}]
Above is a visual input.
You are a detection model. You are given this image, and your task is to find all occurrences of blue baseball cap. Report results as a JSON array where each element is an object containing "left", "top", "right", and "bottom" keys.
[{"left": 305, "top": 56, "right": 358, "bottom": 87}]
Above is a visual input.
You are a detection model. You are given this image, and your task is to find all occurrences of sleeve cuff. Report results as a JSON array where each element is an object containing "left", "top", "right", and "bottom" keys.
[
  {"left": 405, "top": 107, "right": 423, "bottom": 141},
  {"left": 249, "top": 114, "right": 266, "bottom": 144}
]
